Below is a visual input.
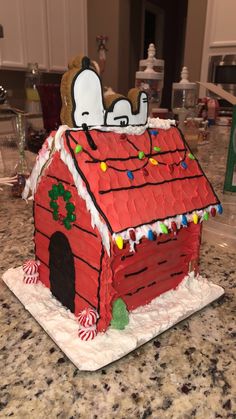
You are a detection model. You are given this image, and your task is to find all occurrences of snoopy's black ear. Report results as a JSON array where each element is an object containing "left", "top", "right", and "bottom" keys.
[{"left": 82, "top": 56, "right": 90, "bottom": 69}]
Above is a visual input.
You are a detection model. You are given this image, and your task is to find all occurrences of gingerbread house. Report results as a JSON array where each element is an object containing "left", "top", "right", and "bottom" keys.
[{"left": 23, "top": 57, "right": 221, "bottom": 333}]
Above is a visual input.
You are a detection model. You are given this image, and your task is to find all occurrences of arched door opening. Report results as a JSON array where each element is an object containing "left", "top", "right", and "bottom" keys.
[{"left": 49, "top": 231, "right": 75, "bottom": 313}]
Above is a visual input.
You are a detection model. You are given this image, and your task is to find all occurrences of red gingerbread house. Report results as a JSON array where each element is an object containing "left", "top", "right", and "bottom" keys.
[{"left": 26, "top": 124, "right": 221, "bottom": 332}]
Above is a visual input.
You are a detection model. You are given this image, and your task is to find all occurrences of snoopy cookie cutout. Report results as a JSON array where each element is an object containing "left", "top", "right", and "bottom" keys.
[
  {"left": 3, "top": 55, "right": 224, "bottom": 370},
  {"left": 60, "top": 55, "right": 148, "bottom": 128}
]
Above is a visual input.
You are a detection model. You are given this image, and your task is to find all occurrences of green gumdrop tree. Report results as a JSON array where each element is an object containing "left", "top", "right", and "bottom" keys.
[{"left": 110, "top": 298, "right": 129, "bottom": 330}]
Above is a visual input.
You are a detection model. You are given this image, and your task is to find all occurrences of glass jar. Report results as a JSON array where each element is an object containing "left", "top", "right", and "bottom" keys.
[
  {"left": 135, "top": 72, "right": 163, "bottom": 111},
  {"left": 11, "top": 113, "right": 30, "bottom": 197},
  {"left": 172, "top": 66, "right": 197, "bottom": 129}
]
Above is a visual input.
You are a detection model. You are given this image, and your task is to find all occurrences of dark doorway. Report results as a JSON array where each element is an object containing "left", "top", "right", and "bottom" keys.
[
  {"left": 49, "top": 231, "right": 75, "bottom": 313},
  {"left": 129, "top": 0, "right": 188, "bottom": 109}
]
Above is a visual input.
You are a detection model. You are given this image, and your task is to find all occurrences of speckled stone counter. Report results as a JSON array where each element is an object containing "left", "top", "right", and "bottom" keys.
[{"left": 0, "top": 127, "right": 235, "bottom": 419}]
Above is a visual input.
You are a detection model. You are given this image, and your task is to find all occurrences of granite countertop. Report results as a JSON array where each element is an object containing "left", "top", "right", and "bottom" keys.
[{"left": 0, "top": 126, "right": 235, "bottom": 419}]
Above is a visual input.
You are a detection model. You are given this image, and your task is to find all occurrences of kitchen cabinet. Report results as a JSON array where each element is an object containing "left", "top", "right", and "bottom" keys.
[
  {"left": 0, "top": 0, "right": 87, "bottom": 72},
  {"left": 46, "top": 0, "right": 88, "bottom": 72},
  {"left": 0, "top": 0, "right": 26, "bottom": 68},
  {"left": 206, "top": 0, "right": 236, "bottom": 49},
  {"left": 200, "top": 0, "right": 236, "bottom": 93},
  {"left": 21, "top": 0, "right": 48, "bottom": 70}
]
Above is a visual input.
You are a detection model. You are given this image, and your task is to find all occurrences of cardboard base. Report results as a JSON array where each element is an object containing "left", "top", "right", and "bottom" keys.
[{"left": 2, "top": 267, "right": 224, "bottom": 371}]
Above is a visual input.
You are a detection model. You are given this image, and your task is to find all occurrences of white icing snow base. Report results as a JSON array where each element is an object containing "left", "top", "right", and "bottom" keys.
[{"left": 2, "top": 268, "right": 224, "bottom": 371}]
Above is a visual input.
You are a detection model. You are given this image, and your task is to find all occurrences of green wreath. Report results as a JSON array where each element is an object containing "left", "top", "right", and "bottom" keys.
[{"left": 48, "top": 182, "right": 76, "bottom": 230}]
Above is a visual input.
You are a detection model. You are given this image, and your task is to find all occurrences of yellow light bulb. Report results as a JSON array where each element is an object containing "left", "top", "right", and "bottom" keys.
[
  {"left": 115, "top": 236, "right": 123, "bottom": 250},
  {"left": 193, "top": 213, "right": 198, "bottom": 224},
  {"left": 100, "top": 162, "right": 107, "bottom": 172},
  {"left": 149, "top": 158, "right": 158, "bottom": 166}
]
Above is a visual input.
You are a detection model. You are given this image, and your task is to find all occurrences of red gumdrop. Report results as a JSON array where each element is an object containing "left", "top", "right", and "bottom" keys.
[
  {"left": 129, "top": 229, "right": 136, "bottom": 241},
  {"left": 211, "top": 207, "right": 216, "bottom": 217},
  {"left": 171, "top": 221, "right": 177, "bottom": 233}
]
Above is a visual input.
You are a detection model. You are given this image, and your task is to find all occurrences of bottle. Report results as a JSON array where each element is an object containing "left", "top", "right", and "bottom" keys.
[
  {"left": 207, "top": 98, "right": 219, "bottom": 125},
  {"left": 25, "top": 63, "right": 41, "bottom": 113}
]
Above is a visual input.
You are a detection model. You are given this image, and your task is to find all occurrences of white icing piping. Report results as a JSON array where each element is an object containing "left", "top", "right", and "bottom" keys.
[
  {"left": 22, "top": 125, "right": 71, "bottom": 199},
  {"left": 22, "top": 135, "right": 55, "bottom": 200},
  {"left": 57, "top": 141, "right": 111, "bottom": 255},
  {"left": 112, "top": 204, "right": 220, "bottom": 252},
  {"left": 66, "top": 117, "right": 176, "bottom": 135},
  {"left": 148, "top": 117, "right": 176, "bottom": 130}
]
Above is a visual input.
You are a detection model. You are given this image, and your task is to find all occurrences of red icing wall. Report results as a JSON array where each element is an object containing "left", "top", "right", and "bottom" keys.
[
  {"left": 34, "top": 153, "right": 113, "bottom": 319},
  {"left": 111, "top": 223, "right": 201, "bottom": 310}
]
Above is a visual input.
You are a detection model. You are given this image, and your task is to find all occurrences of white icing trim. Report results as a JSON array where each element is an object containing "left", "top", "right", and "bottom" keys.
[
  {"left": 148, "top": 117, "right": 176, "bottom": 130},
  {"left": 22, "top": 135, "right": 55, "bottom": 200},
  {"left": 66, "top": 117, "right": 175, "bottom": 135},
  {"left": 91, "top": 124, "right": 148, "bottom": 135},
  {"left": 22, "top": 125, "right": 70, "bottom": 199},
  {"left": 113, "top": 205, "right": 220, "bottom": 251}
]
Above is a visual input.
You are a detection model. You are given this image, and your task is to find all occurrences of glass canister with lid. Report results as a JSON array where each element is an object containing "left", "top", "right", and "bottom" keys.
[
  {"left": 172, "top": 66, "right": 197, "bottom": 129},
  {"left": 172, "top": 66, "right": 197, "bottom": 115},
  {"left": 135, "top": 43, "right": 164, "bottom": 112}
]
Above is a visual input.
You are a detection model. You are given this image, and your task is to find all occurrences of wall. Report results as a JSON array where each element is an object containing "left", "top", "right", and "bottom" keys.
[{"left": 183, "top": 0, "right": 207, "bottom": 83}]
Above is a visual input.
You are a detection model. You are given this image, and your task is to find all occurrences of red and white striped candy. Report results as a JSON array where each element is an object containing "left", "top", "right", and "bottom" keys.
[
  {"left": 22, "top": 260, "right": 39, "bottom": 276},
  {"left": 78, "top": 326, "right": 97, "bottom": 341},
  {"left": 23, "top": 273, "right": 39, "bottom": 284},
  {"left": 78, "top": 308, "right": 98, "bottom": 327}
]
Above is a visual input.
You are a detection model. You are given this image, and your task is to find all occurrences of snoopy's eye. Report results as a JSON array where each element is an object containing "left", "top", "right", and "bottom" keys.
[
  {"left": 114, "top": 115, "right": 129, "bottom": 126},
  {"left": 82, "top": 111, "right": 89, "bottom": 116}
]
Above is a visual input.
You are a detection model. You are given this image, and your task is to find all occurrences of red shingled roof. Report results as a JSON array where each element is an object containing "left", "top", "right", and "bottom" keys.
[{"left": 62, "top": 127, "right": 219, "bottom": 234}]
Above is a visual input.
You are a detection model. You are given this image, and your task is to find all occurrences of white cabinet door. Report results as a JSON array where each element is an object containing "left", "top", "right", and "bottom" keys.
[
  {"left": 67, "top": 0, "right": 88, "bottom": 60},
  {"left": 0, "top": 0, "right": 26, "bottom": 68},
  {"left": 208, "top": 0, "right": 236, "bottom": 48},
  {"left": 0, "top": 0, "right": 87, "bottom": 71},
  {"left": 21, "top": 0, "right": 49, "bottom": 69},
  {"left": 200, "top": 0, "right": 236, "bottom": 91},
  {"left": 46, "top": 0, "right": 68, "bottom": 71},
  {"left": 0, "top": 0, "right": 48, "bottom": 69},
  {"left": 46, "top": 0, "right": 87, "bottom": 72}
]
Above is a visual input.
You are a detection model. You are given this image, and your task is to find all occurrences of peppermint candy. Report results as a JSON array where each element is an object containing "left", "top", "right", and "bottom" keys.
[
  {"left": 78, "top": 325, "right": 97, "bottom": 341},
  {"left": 22, "top": 260, "right": 40, "bottom": 276},
  {"left": 78, "top": 307, "right": 98, "bottom": 327},
  {"left": 23, "top": 273, "right": 39, "bottom": 284}
]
